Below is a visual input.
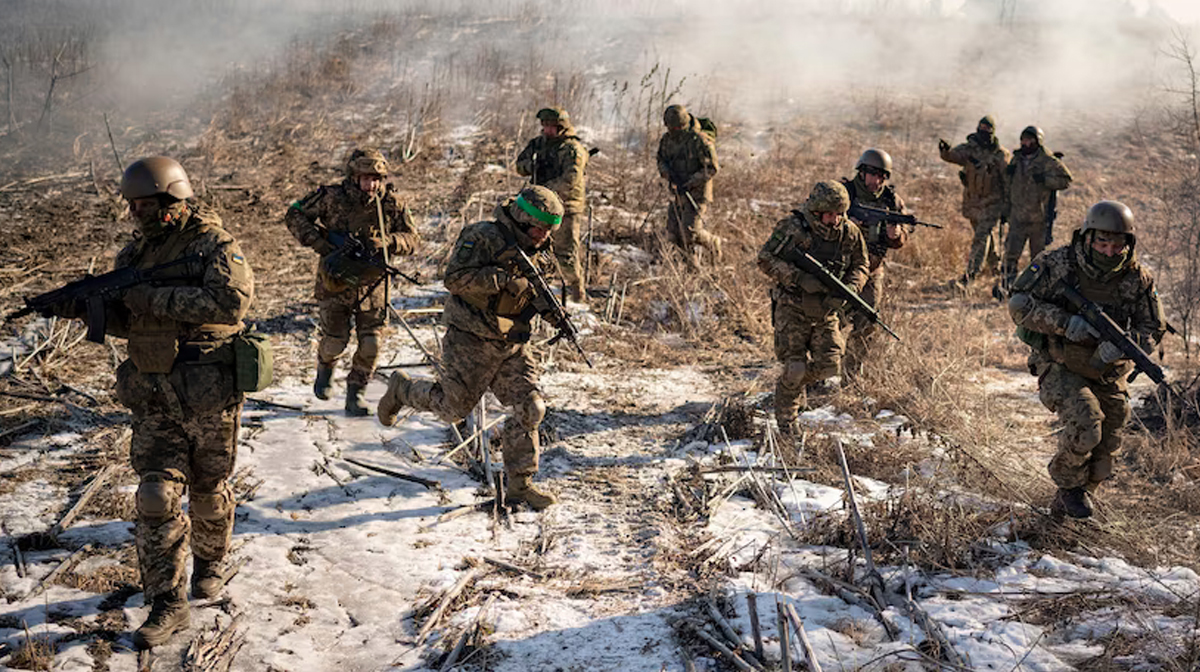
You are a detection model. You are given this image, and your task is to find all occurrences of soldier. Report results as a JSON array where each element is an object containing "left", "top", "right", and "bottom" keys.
[
  {"left": 938, "top": 115, "right": 1010, "bottom": 286},
  {"left": 516, "top": 107, "right": 589, "bottom": 303},
  {"left": 285, "top": 149, "right": 419, "bottom": 416},
  {"left": 376, "top": 186, "right": 565, "bottom": 510},
  {"left": 841, "top": 148, "right": 907, "bottom": 377},
  {"left": 657, "top": 103, "right": 722, "bottom": 264},
  {"left": 1008, "top": 201, "right": 1165, "bottom": 518},
  {"left": 758, "top": 181, "right": 869, "bottom": 442},
  {"left": 999, "top": 125, "right": 1072, "bottom": 293},
  {"left": 46, "top": 157, "right": 255, "bottom": 647}
]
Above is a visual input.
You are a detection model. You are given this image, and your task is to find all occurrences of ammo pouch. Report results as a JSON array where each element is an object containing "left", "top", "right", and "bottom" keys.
[
  {"left": 1014, "top": 326, "right": 1046, "bottom": 350},
  {"left": 233, "top": 330, "right": 274, "bottom": 392}
]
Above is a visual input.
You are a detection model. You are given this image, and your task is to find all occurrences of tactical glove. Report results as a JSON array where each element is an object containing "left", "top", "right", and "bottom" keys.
[
  {"left": 503, "top": 273, "right": 531, "bottom": 297},
  {"left": 938, "top": 139, "right": 950, "bottom": 153},
  {"left": 1096, "top": 341, "right": 1124, "bottom": 365},
  {"left": 1064, "top": 314, "right": 1100, "bottom": 342}
]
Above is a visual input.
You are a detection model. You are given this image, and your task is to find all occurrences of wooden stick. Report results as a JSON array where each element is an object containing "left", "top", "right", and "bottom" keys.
[
  {"left": 699, "top": 466, "right": 815, "bottom": 475},
  {"left": 746, "top": 593, "right": 764, "bottom": 664},
  {"left": 834, "top": 439, "right": 888, "bottom": 610},
  {"left": 27, "top": 544, "right": 91, "bottom": 599},
  {"left": 435, "top": 500, "right": 495, "bottom": 523},
  {"left": 434, "top": 414, "right": 506, "bottom": 465},
  {"left": 705, "top": 597, "right": 745, "bottom": 651},
  {"left": 0, "top": 419, "right": 40, "bottom": 442},
  {"left": 686, "top": 622, "right": 758, "bottom": 672},
  {"left": 50, "top": 463, "right": 118, "bottom": 538},
  {"left": 245, "top": 397, "right": 305, "bottom": 412},
  {"left": 341, "top": 457, "right": 440, "bottom": 490},
  {"left": 482, "top": 556, "right": 543, "bottom": 580},
  {"left": 777, "top": 602, "right": 792, "bottom": 672},
  {"left": 102, "top": 113, "right": 122, "bottom": 173},
  {"left": 785, "top": 603, "right": 823, "bottom": 672},
  {"left": 416, "top": 566, "right": 483, "bottom": 645},
  {"left": 2, "top": 521, "right": 25, "bottom": 578}
]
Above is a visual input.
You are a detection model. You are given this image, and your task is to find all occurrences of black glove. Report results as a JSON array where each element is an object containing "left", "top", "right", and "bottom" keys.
[
  {"left": 1005, "top": 164, "right": 1016, "bottom": 177},
  {"left": 938, "top": 139, "right": 950, "bottom": 153}
]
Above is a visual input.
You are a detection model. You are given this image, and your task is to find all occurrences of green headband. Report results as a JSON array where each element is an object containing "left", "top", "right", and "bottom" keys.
[{"left": 514, "top": 195, "right": 562, "bottom": 228}]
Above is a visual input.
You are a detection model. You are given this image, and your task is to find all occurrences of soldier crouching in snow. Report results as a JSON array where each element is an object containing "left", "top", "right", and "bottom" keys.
[
  {"left": 377, "top": 186, "right": 566, "bottom": 510},
  {"left": 1008, "top": 201, "right": 1165, "bottom": 519}
]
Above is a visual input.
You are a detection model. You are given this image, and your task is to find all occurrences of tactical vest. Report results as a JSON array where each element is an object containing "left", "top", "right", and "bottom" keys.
[
  {"left": 459, "top": 221, "right": 547, "bottom": 343},
  {"left": 843, "top": 179, "right": 898, "bottom": 258},
  {"left": 1046, "top": 255, "right": 1135, "bottom": 382},
  {"left": 126, "top": 213, "right": 240, "bottom": 374}
]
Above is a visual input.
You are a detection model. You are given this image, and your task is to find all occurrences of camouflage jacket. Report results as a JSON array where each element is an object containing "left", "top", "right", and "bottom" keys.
[
  {"left": 843, "top": 175, "right": 907, "bottom": 272},
  {"left": 442, "top": 204, "right": 558, "bottom": 343},
  {"left": 758, "top": 206, "right": 869, "bottom": 319},
  {"left": 657, "top": 115, "right": 719, "bottom": 203},
  {"left": 109, "top": 206, "right": 254, "bottom": 375},
  {"left": 515, "top": 132, "right": 588, "bottom": 214},
  {"left": 1004, "top": 146, "right": 1072, "bottom": 224},
  {"left": 940, "top": 133, "right": 1010, "bottom": 220},
  {"left": 285, "top": 180, "right": 419, "bottom": 308},
  {"left": 1009, "top": 242, "right": 1164, "bottom": 383}
]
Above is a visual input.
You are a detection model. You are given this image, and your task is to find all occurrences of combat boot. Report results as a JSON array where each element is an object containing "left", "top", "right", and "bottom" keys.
[
  {"left": 378, "top": 372, "right": 410, "bottom": 427},
  {"left": 191, "top": 557, "right": 226, "bottom": 600},
  {"left": 133, "top": 596, "right": 190, "bottom": 649},
  {"left": 313, "top": 362, "right": 334, "bottom": 400},
  {"left": 507, "top": 474, "right": 557, "bottom": 510},
  {"left": 1053, "top": 487, "right": 1093, "bottom": 519},
  {"left": 345, "top": 383, "right": 369, "bottom": 417}
]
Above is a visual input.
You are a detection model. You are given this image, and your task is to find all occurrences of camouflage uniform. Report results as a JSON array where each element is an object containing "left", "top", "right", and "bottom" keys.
[
  {"left": 379, "top": 188, "right": 563, "bottom": 507},
  {"left": 758, "top": 182, "right": 869, "bottom": 436},
  {"left": 1009, "top": 229, "right": 1164, "bottom": 499},
  {"left": 516, "top": 108, "right": 589, "bottom": 300},
  {"left": 285, "top": 157, "right": 418, "bottom": 393},
  {"left": 106, "top": 205, "right": 254, "bottom": 607},
  {"left": 1002, "top": 140, "right": 1071, "bottom": 287},
  {"left": 657, "top": 105, "right": 722, "bottom": 261},
  {"left": 939, "top": 123, "right": 1010, "bottom": 280}
]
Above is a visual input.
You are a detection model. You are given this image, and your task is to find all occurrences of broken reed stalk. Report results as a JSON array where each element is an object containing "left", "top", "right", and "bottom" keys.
[
  {"left": 776, "top": 601, "right": 792, "bottom": 672},
  {"left": 435, "top": 414, "right": 506, "bottom": 466},
  {"left": 50, "top": 463, "right": 118, "bottom": 538},
  {"left": 341, "top": 456, "right": 441, "bottom": 490},
  {"left": 746, "top": 592, "right": 764, "bottom": 663},
  {"left": 416, "top": 566, "right": 484, "bottom": 646},
  {"left": 2, "top": 520, "right": 26, "bottom": 578},
  {"left": 785, "top": 603, "right": 823, "bottom": 672},
  {"left": 28, "top": 544, "right": 91, "bottom": 599},
  {"left": 685, "top": 621, "right": 759, "bottom": 672}
]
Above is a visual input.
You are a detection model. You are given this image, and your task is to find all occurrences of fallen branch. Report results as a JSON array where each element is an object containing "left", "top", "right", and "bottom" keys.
[
  {"left": 785, "top": 602, "right": 824, "bottom": 672},
  {"left": 184, "top": 613, "right": 245, "bottom": 671},
  {"left": 683, "top": 620, "right": 760, "bottom": 672},
  {"left": 341, "top": 456, "right": 441, "bottom": 490},
  {"left": 434, "top": 414, "right": 506, "bottom": 466},
  {"left": 27, "top": 544, "right": 92, "bottom": 599},
  {"left": 416, "top": 566, "right": 484, "bottom": 646},
  {"left": 50, "top": 463, "right": 119, "bottom": 538},
  {"left": 246, "top": 397, "right": 304, "bottom": 412},
  {"left": 482, "top": 556, "right": 543, "bottom": 580}
]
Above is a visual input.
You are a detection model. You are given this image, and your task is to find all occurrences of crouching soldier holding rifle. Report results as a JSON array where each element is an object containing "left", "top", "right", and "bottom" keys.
[{"left": 1008, "top": 200, "right": 1166, "bottom": 519}]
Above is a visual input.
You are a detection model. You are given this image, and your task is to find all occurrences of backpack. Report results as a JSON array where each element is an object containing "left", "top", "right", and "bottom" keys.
[{"left": 697, "top": 116, "right": 718, "bottom": 141}]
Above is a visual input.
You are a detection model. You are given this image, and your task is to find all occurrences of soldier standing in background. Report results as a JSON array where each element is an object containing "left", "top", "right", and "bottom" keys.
[
  {"left": 46, "top": 157, "right": 255, "bottom": 648},
  {"left": 758, "top": 181, "right": 868, "bottom": 445},
  {"left": 999, "top": 126, "right": 1072, "bottom": 295},
  {"left": 657, "top": 104, "right": 722, "bottom": 265},
  {"left": 1008, "top": 201, "right": 1164, "bottom": 518},
  {"left": 841, "top": 148, "right": 907, "bottom": 378},
  {"left": 939, "top": 115, "right": 1010, "bottom": 287},
  {"left": 516, "top": 107, "right": 589, "bottom": 303},
  {"left": 285, "top": 149, "right": 419, "bottom": 416},
  {"left": 377, "top": 186, "right": 566, "bottom": 510}
]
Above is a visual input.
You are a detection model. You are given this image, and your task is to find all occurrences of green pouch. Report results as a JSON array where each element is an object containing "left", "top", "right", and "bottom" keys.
[
  {"left": 234, "top": 331, "right": 274, "bottom": 392},
  {"left": 1015, "top": 326, "right": 1046, "bottom": 350}
]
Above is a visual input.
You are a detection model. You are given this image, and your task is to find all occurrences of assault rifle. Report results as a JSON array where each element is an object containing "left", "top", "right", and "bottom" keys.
[
  {"left": 1043, "top": 152, "right": 1065, "bottom": 247},
  {"left": 847, "top": 202, "right": 943, "bottom": 230},
  {"left": 6, "top": 254, "right": 204, "bottom": 344},
  {"left": 512, "top": 247, "right": 594, "bottom": 368},
  {"left": 328, "top": 232, "right": 420, "bottom": 285},
  {"left": 784, "top": 248, "right": 901, "bottom": 342},
  {"left": 1057, "top": 282, "right": 1169, "bottom": 388}
]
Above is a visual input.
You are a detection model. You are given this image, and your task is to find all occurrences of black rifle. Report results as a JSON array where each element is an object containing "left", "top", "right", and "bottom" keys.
[
  {"left": 7, "top": 254, "right": 203, "bottom": 344},
  {"left": 328, "top": 232, "right": 420, "bottom": 285},
  {"left": 1043, "top": 150, "right": 1065, "bottom": 248},
  {"left": 783, "top": 248, "right": 901, "bottom": 341},
  {"left": 847, "top": 202, "right": 943, "bottom": 230},
  {"left": 1058, "top": 282, "right": 1169, "bottom": 387},
  {"left": 512, "top": 247, "right": 594, "bottom": 368}
]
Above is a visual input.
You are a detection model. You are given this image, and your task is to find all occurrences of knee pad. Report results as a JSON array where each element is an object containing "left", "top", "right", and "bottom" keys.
[
  {"left": 318, "top": 336, "right": 351, "bottom": 362},
  {"left": 779, "top": 361, "right": 808, "bottom": 391},
  {"left": 190, "top": 484, "right": 233, "bottom": 521},
  {"left": 513, "top": 392, "right": 546, "bottom": 430},
  {"left": 137, "top": 471, "right": 184, "bottom": 521},
  {"left": 356, "top": 333, "right": 380, "bottom": 360}
]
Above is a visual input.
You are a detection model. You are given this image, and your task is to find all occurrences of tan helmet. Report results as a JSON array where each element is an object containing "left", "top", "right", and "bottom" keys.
[
  {"left": 512, "top": 185, "right": 564, "bottom": 230},
  {"left": 1082, "top": 200, "right": 1134, "bottom": 236},
  {"left": 855, "top": 148, "right": 892, "bottom": 177},
  {"left": 663, "top": 104, "right": 689, "bottom": 128},
  {"left": 536, "top": 107, "right": 570, "bottom": 126},
  {"left": 978, "top": 115, "right": 996, "bottom": 131},
  {"left": 806, "top": 180, "right": 851, "bottom": 214},
  {"left": 120, "top": 156, "right": 194, "bottom": 201},
  {"left": 346, "top": 148, "right": 388, "bottom": 178},
  {"left": 1020, "top": 126, "right": 1044, "bottom": 145}
]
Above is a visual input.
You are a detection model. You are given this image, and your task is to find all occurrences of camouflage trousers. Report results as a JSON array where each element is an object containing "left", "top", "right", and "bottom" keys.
[
  {"left": 666, "top": 194, "right": 721, "bottom": 260},
  {"left": 552, "top": 212, "right": 585, "bottom": 296},
  {"left": 965, "top": 215, "right": 1001, "bottom": 279},
  {"left": 1001, "top": 218, "right": 1047, "bottom": 288},
  {"left": 842, "top": 266, "right": 883, "bottom": 377},
  {"left": 773, "top": 298, "right": 844, "bottom": 423},
  {"left": 130, "top": 402, "right": 241, "bottom": 603},
  {"left": 1037, "top": 363, "right": 1129, "bottom": 490},
  {"left": 318, "top": 298, "right": 386, "bottom": 387},
  {"left": 391, "top": 326, "right": 544, "bottom": 477}
]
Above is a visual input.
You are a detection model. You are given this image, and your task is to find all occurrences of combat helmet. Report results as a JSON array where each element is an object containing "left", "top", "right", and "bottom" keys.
[
  {"left": 663, "top": 104, "right": 689, "bottom": 128},
  {"left": 512, "top": 185, "right": 564, "bottom": 230},
  {"left": 1020, "top": 126, "right": 1044, "bottom": 146},
  {"left": 1082, "top": 200, "right": 1134, "bottom": 236},
  {"left": 536, "top": 107, "right": 570, "bottom": 127},
  {"left": 806, "top": 180, "right": 851, "bottom": 214},
  {"left": 346, "top": 149, "right": 388, "bottom": 178},
  {"left": 121, "top": 157, "right": 193, "bottom": 201},
  {"left": 855, "top": 148, "right": 892, "bottom": 177},
  {"left": 978, "top": 115, "right": 996, "bottom": 131}
]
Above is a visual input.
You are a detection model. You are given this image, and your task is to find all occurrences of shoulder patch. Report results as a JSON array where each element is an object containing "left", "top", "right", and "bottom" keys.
[
  {"left": 456, "top": 239, "right": 476, "bottom": 261},
  {"left": 1011, "top": 261, "right": 1045, "bottom": 293},
  {"left": 231, "top": 253, "right": 246, "bottom": 265}
]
